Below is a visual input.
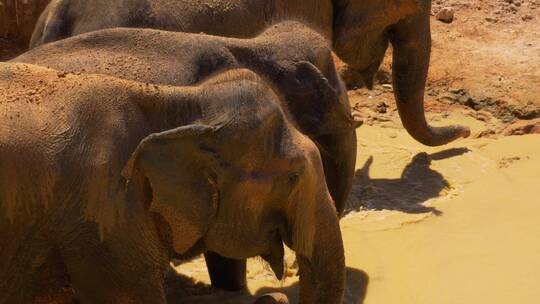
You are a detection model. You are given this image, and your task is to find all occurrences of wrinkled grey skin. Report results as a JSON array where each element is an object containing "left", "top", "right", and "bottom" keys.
[
  {"left": 16, "top": 23, "right": 358, "bottom": 291},
  {"left": 0, "top": 64, "right": 345, "bottom": 304},
  {"left": 19, "top": 21, "right": 357, "bottom": 220},
  {"left": 30, "top": 0, "right": 469, "bottom": 147}
]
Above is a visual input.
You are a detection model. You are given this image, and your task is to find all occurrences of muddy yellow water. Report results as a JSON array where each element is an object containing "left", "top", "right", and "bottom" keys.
[{"left": 176, "top": 113, "right": 540, "bottom": 304}]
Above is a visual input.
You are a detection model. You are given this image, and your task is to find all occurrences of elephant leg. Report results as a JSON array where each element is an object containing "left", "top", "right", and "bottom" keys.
[
  {"left": 2, "top": 249, "right": 74, "bottom": 303},
  {"left": 60, "top": 229, "right": 168, "bottom": 304},
  {"left": 30, "top": 249, "right": 76, "bottom": 303},
  {"left": 204, "top": 251, "right": 247, "bottom": 291},
  {"left": 63, "top": 247, "right": 167, "bottom": 304}
]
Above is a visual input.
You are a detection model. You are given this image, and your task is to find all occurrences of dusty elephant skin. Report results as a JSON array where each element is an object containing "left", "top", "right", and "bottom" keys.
[
  {"left": 15, "top": 22, "right": 359, "bottom": 291},
  {"left": 16, "top": 21, "right": 357, "bottom": 218},
  {"left": 0, "top": 64, "right": 345, "bottom": 304},
  {"left": 29, "top": 0, "right": 470, "bottom": 147}
]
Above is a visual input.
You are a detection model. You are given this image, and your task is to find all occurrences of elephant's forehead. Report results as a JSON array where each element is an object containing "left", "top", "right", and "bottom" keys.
[
  {"left": 218, "top": 138, "right": 306, "bottom": 187},
  {"left": 240, "top": 158, "right": 298, "bottom": 178},
  {"left": 223, "top": 166, "right": 299, "bottom": 210},
  {"left": 228, "top": 131, "right": 308, "bottom": 171}
]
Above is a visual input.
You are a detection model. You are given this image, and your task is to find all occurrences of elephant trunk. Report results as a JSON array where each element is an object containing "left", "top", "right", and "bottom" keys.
[
  {"left": 391, "top": 9, "right": 470, "bottom": 146},
  {"left": 316, "top": 129, "right": 357, "bottom": 216},
  {"left": 291, "top": 193, "right": 345, "bottom": 304}
]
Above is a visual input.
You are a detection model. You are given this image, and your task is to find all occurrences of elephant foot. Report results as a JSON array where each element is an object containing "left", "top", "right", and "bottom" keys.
[{"left": 253, "top": 293, "right": 289, "bottom": 304}]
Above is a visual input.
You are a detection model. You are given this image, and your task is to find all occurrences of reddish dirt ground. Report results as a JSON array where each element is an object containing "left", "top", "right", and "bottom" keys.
[{"left": 350, "top": 0, "right": 540, "bottom": 138}]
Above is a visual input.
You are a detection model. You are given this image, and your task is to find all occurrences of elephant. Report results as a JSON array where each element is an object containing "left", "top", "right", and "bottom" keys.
[
  {"left": 29, "top": 0, "right": 470, "bottom": 147},
  {"left": 0, "top": 63, "right": 345, "bottom": 304},
  {"left": 15, "top": 22, "right": 359, "bottom": 291},
  {"left": 17, "top": 21, "right": 357, "bottom": 218}
]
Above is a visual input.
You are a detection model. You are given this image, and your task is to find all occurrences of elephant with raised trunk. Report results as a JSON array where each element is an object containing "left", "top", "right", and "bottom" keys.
[
  {"left": 0, "top": 64, "right": 345, "bottom": 304},
  {"left": 16, "top": 22, "right": 359, "bottom": 291},
  {"left": 30, "top": 0, "right": 470, "bottom": 146}
]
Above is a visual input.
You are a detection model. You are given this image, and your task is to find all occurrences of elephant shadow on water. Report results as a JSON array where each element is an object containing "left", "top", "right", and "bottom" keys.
[
  {"left": 344, "top": 148, "right": 471, "bottom": 216},
  {"left": 254, "top": 267, "right": 369, "bottom": 304}
]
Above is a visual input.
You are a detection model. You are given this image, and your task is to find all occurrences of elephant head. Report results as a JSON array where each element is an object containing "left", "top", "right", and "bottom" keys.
[
  {"left": 332, "top": 0, "right": 470, "bottom": 146},
  {"left": 272, "top": 59, "right": 361, "bottom": 216},
  {"left": 287, "top": 61, "right": 360, "bottom": 217},
  {"left": 233, "top": 25, "right": 363, "bottom": 215},
  {"left": 124, "top": 73, "right": 345, "bottom": 303}
]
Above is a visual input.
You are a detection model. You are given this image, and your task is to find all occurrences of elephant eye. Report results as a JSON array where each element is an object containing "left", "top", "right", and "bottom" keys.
[
  {"left": 287, "top": 172, "right": 300, "bottom": 187},
  {"left": 199, "top": 144, "right": 231, "bottom": 168}
]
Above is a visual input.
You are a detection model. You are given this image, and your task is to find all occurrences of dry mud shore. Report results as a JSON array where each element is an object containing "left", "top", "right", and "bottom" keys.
[{"left": 1, "top": 0, "right": 539, "bottom": 303}]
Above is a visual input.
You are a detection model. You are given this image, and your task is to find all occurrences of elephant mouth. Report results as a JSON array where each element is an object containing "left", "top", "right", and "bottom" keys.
[{"left": 151, "top": 211, "right": 207, "bottom": 259}]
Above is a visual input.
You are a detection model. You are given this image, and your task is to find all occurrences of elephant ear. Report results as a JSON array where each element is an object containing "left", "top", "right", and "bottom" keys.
[
  {"left": 292, "top": 61, "right": 355, "bottom": 136},
  {"left": 125, "top": 124, "right": 221, "bottom": 254}
]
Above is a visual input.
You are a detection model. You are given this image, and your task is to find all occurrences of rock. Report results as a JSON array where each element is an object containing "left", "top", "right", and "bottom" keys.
[
  {"left": 474, "top": 128, "right": 498, "bottom": 139},
  {"left": 436, "top": 7, "right": 455, "bottom": 23},
  {"left": 450, "top": 87, "right": 466, "bottom": 94},
  {"left": 376, "top": 102, "right": 389, "bottom": 114},
  {"left": 522, "top": 14, "right": 533, "bottom": 21},
  {"left": 503, "top": 119, "right": 540, "bottom": 136},
  {"left": 382, "top": 83, "right": 393, "bottom": 91}
]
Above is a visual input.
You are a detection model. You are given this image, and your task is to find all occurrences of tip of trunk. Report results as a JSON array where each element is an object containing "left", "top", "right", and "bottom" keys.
[{"left": 413, "top": 124, "right": 471, "bottom": 146}]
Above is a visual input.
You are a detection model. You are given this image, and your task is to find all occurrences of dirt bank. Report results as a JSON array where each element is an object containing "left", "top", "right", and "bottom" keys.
[{"left": 349, "top": 0, "right": 540, "bottom": 137}]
